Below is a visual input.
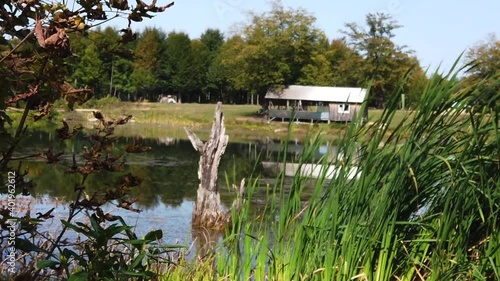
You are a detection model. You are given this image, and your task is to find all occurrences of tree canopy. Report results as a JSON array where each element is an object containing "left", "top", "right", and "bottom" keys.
[
  {"left": 5, "top": 0, "right": 495, "bottom": 109},
  {"left": 218, "top": 1, "right": 329, "bottom": 102},
  {"left": 463, "top": 34, "right": 500, "bottom": 110},
  {"left": 342, "top": 13, "right": 424, "bottom": 108}
]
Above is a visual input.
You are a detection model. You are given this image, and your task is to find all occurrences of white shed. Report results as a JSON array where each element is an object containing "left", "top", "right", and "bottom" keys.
[{"left": 264, "top": 85, "right": 368, "bottom": 122}]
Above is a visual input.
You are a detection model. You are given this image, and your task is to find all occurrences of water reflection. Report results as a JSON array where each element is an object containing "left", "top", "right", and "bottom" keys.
[
  {"left": 13, "top": 130, "right": 262, "bottom": 209},
  {"left": 4, "top": 129, "right": 340, "bottom": 251}
]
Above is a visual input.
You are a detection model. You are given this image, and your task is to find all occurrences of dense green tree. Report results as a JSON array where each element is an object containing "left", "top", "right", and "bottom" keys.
[
  {"left": 463, "top": 34, "right": 499, "bottom": 110},
  {"left": 67, "top": 32, "right": 90, "bottom": 83},
  {"left": 297, "top": 53, "right": 333, "bottom": 86},
  {"left": 164, "top": 32, "right": 193, "bottom": 102},
  {"left": 401, "top": 57, "right": 427, "bottom": 108},
  {"left": 200, "top": 28, "right": 225, "bottom": 102},
  {"left": 217, "top": 35, "right": 249, "bottom": 103},
  {"left": 325, "top": 39, "right": 363, "bottom": 87},
  {"left": 112, "top": 58, "right": 135, "bottom": 99},
  {"left": 220, "top": 0, "right": 328, "bottom": 103},
  {"left": 200, "top": 28, "right": 225, "bottom": 53},
  {"left": 67, "top": 27, "right": 137, "bottom": 99},
  {"left": 206, "top": 50, "right": 232, "bottom": 102},
  {"left": 343, "top": 13, "right": 423, "bottom": 108},
  {"left": 190, "top": 39, "right": 211, "bottom": 102},
  {"left": 90, "top": 27, "right": 125, "bottom": 98},
  {"left": 1, "top": 0, "right": 449, "bottom": 109},
  {"left": 73, "top": 44, "right": 102, "bottom": 91},
  {"left": 465, "top": 34, "right": 500, "bottom": 79},
  {"left": 131, "top": 28, "right": 165, "bottom": 101}
]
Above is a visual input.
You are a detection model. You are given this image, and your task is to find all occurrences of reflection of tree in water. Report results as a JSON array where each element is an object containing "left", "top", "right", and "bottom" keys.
[
  {"left": 15, "top": 130, "right": 264, "bottom": 210},
  {"left": 20, "top": 161, "right": 80, "bottom": 198}
]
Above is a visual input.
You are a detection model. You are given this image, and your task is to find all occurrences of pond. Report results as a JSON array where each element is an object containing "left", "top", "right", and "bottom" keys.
[{"left": 2, "top": 123, "right": 336, "bottom": 253}]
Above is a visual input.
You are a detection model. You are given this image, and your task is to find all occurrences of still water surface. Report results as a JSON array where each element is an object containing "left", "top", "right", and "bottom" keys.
[{"left": 5, "top": 125, "right": 327, "bottom": 248}]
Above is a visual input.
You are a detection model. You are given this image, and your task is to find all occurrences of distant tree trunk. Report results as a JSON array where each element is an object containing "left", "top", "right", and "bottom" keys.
[{"left": 184, "top": 102, "right": 229, "bottom": 229}]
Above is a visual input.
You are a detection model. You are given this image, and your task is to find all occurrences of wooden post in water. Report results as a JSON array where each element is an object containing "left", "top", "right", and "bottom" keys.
[{"left": 184, "top": 102, "right": 229, "bottom": 229}]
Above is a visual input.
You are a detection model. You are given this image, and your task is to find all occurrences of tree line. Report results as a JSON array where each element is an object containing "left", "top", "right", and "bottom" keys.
[
  {"left": 8, "top": 1, "right": 497, "bottom": 109},
  {"left": 65, "top": 4, "right": 428, "bottom": 108}
]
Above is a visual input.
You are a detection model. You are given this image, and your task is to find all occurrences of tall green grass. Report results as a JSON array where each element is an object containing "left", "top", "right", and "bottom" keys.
[{"left": 163, "top": 68, "right": 499, "bottom": 280}]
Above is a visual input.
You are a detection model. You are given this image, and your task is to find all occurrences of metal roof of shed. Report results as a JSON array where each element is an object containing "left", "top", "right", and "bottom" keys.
[{"left": 265, "top": 85, "right": 367, "bottom": 103}]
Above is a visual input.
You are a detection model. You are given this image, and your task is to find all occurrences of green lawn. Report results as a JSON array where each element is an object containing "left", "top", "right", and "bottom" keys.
[
  {"left": 366, "top": 109, "right": 415, "bottom": 128},
  {"left": 66, "top": 102, "right": 261, "bottom": 125},
  {"left": 7, "top": 102, "right": 414, "bottom": 140},
  {"left": 69, "top": 101, "right": 412, "bottom": 127}
]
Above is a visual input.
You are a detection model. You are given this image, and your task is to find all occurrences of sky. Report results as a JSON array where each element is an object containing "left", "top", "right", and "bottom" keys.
[{"left": 111, "top": 0, "right": 500, "bottom": 74}]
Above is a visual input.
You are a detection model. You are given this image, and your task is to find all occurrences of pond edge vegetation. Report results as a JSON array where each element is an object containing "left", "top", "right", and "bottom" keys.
[{"left": 165, "top": 67, "right": 499, "bottom": 280}]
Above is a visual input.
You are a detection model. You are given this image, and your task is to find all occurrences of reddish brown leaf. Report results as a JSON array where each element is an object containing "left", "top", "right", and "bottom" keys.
[
  {"left": 111, "top": 0, "right": 129, "bottom": 10},
  {"left": 77, "top": 164, "right": 94, "bottom": 175},
  {"left": 104, "top": 213, "right": 119, "bottom": 221},
  {"left": 34, "top": 101, "right": 51, "bottom": 121},
  {"left": 118, "top": 197, "right": 141, "bottom": 213},
  {"left": 4, "top": 56, "right": 34, "bottom": 75},
  {"left": 117, "top": 173, "right": 141, "bottom": 187},
  {"left": 128, "top": 12, "right": 143, "bottom": 22},
  {"left": 56, "top": 121, "right": 69, "bottom": 138},
  {"left": 104, "top": 189, "right": 124, "bottom": 201},
  {"left": 61, "top": 82, "right": 93, "bottom": 110},
  {"left": 114, "top": 115, "right": 133, "bottom": 125},
  {"left": 43, "top": 28, "right": 63, "bottom": 46},
  {"left": 88, "top": 3, "right": 106, "bottom": 20},
  {"left": 120, "top": 28, "right": 137, "bottom": 43},
  {"left": 0, "top": 207, "right": 10, "bottom": 216},
  {"left": 125, "top": 143, "right": 151, "bottom": 153},
  {"left": 57, "top": 121, "right": 82, "bottom": 140},
  {"left": 34, "top": 17, "right": 46, "bottom": 47},
  {"left": 42, "top": 148, "right": 63, "bottom": 164},
  {"left": 92, "top": 110, "right": 104, "bottom": 120},
  {"left": 76, "top": 194, "right": 101, "bottom": 209},
  {"left": 36, "top": 208, "right": 55, "bottom": 219},
  {"left": 5, "top": 84, "right": 39, "bottom": 104},
  {"left": 157, "top": 1, "right": 174, "bottom": 12}
]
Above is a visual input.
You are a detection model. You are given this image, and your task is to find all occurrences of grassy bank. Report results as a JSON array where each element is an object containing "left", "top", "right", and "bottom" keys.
[
  {"left": 6, "top": 96, "right": 415, "bottom": 141},
  {"left": 67, "top": 99, "right": 413, "bottom": 128},
  {"left": 55, "top": 98, "right": 412, "bottom": 140}
]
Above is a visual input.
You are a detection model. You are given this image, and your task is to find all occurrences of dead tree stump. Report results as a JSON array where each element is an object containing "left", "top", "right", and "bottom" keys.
[{"left": 185, "top": 102, "right": 229, "bottom": 229}]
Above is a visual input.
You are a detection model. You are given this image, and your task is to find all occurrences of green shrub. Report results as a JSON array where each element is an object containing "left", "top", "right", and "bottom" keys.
[{"left": 77, "top": 95, "right": 121, "bottom": 109}]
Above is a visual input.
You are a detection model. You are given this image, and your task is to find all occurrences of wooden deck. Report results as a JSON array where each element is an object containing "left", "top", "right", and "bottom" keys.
[{"left": 268, "top": 109, "right": 330, "bottom": 123}]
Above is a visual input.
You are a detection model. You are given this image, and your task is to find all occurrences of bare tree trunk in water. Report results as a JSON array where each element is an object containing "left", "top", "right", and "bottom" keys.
[{"left": 184, "top": 102, "right": 229, "bottom": 229}]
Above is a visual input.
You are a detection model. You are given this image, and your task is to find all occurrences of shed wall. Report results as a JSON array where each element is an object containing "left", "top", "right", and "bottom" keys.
[{"left": 328, "top": 103, "right": 362, "bottom": 121}]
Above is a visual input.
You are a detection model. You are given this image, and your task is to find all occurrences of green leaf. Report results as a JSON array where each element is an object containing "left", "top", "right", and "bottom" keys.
[
  {"left": 144, "top": 229, "right": 163, "bottom": 241},
  {"left": 68, "top": 271, "right": 89, "bottom": 281},
  {"left": 130, "top": 253, "right": 146, "bottom": 268},
  {"left": 104, "top": 224, "right": 132, "bottom": 238},
  {"left": 36, "top": 260, "right": 59, "bottom": 269},
  {"left": 62, "top": 220, "right": 97, "bottom": 238},
  {"left": 113, "top": 270, "right": 154, "bottom": 277},
  {"left": 122, "top": 239, "right": 148, "bottom": 245},
  {"left": 62, "top": 248, "right": 87, "bottom": 266},
  {"left": 156, "top": 244, "right": 187, "bottom": 249},
  {"left": 15, "top": 238, "right": 47, "bottom": 253},
  {"left": 89, "top": 215, "right": 103, "bottom": 232}
]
